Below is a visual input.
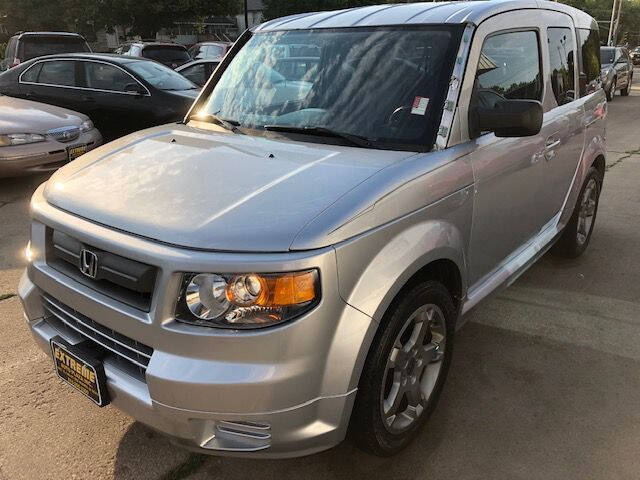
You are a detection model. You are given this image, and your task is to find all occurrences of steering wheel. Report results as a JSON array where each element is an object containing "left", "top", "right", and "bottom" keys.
[{"left": 387, "top": 105, "right": 413, "bottom": 127}]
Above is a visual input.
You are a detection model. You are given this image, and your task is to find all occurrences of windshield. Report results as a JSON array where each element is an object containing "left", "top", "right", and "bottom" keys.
[
  {"left": 197, "top": 26, "right": 462, "bottom": 150},
  {"left": 21, "top": 37, "right": 90, "bottom": 61},
  {"left": 128, "top": 60, "right": 197, "bottom": 90},
  {"left": 143, "top": 46, "right": 191, "bottom": 64},
  {"left": 600, "top": 48, "right": 615, "bottom": 65}
]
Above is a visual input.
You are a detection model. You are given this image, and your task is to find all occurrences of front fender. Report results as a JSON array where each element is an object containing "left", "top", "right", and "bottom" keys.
[
  {"left": 334, "top": 186, "right": 473, "bottom": 323},
  {"left": 333, "top": 187, "right": 473, "bottom": 391}
]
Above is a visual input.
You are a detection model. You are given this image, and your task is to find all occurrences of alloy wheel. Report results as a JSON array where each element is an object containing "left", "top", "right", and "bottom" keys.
[
  {"left": 577, "top": 177, "right": 598, "bottom": 246},
  {"left": 380, "top": 304, "right": 446, "bottom": 434}
]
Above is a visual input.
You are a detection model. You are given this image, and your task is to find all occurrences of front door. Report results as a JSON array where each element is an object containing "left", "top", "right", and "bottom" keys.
[
  {"left": 457, "top": 12, "right": 550, "bottom": 285},
  {"left": 79, "top": 60, "right": 151, "bottom": 139}
]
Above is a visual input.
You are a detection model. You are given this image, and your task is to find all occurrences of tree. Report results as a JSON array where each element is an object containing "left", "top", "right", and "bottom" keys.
[
  {"left": 98, "top": 0, "right": 239, "bottom": 39},
  {"left": 263, "top": 0, "right": 394, "bottom": 21},
  {"left": 0, "top": 0, "right": 100, "bottom": 40},
  {"left": 0, "top": 0, "right": 240, "bottom": 41},
  {"left": 560, "top": 0, "right": 640, "bottom": 45}
]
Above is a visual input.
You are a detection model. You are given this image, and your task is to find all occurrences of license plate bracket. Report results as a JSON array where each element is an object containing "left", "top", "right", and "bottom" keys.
[
  {"left": 67, "top": 144, "right": 88, "bottom": 161},
  {"left": 50, "top": 336, "right": 109, "bottom": 407}
]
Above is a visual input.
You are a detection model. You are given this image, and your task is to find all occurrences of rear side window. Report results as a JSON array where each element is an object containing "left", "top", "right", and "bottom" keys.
[
  {"left": 20, "top": 37, "right": 90, "bottom": 61},
  {"left": 37, "top": 60, "right": 77, "bottom": 86},
  {"left": 577, "top": 28, "right": 600, "bottom": 96},
  {"left": 142, "top": 46, "right": 190, "bottom": 63},
  {"left": 475, "top": 30, "right": 542, "bottom": 101},
  {"left": 547, "top": 27, "right": 575, "bottom": 106},
  {"left": 21, "top": 62, "right": 43, "bottom": 82}
]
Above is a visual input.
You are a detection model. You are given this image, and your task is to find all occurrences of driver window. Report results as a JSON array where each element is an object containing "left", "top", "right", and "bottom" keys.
[
  {"left": 84, "top": 62, "right": 135, "bottom": 92},
  {"left": 474, "top": 30, "right": 542, "bottom": 109}
]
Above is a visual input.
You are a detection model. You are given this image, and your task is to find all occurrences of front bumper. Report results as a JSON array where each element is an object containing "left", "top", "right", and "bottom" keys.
[
  {"left": 18, "top": 190, "right": 376, "bottom": 457},
  {"left": 0, "top": 129, "right": 102, "bottom": 178}
]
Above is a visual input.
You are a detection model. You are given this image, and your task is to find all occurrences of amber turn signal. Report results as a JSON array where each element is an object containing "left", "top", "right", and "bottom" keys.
[{"left": 226, "top": 270, "right": 317, "bottom": 307}]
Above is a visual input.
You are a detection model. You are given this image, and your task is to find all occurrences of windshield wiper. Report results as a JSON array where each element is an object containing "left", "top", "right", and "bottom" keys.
[
  {"left": 190, "top": 114, "right": 242, "bottom": 133},
  {"left": 263, "top": 125, "right": 375, "bottom": 149}
]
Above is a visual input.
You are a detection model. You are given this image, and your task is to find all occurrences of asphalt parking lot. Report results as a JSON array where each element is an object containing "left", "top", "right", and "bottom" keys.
[{"left": 1, "top": 76, "right": 640, "bottom": 480}]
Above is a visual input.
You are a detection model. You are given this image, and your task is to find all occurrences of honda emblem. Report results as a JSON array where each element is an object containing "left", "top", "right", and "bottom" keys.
[{"left": 79, "top": 249, "right": 98, "bottom": 279}]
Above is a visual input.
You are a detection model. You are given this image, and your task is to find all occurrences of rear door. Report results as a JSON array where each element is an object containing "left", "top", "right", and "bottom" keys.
[
  {"left": 535, "top": 12, "right": 585, "bottom": 223},
  {"left": 18, "top": 59, "right": 85, "bottom": 112}
]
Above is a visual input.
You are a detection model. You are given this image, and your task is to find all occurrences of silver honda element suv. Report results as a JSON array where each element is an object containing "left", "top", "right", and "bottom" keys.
[{"left": 20, "top": 0, "right": 606, "bottom": 457}]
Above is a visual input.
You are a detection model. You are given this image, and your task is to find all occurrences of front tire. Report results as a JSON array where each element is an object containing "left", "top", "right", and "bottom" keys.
[
  {"left": 350, "top": 280, "right": 455, "bottom": 456},
  {"left": 607, "top": 78, "right": 616, "bottom": 101},
  {"left": 621, "top": 76, "right": 631, "bottom": 96},
  {"left": 552, "top": 166, "right": 602, "bottom": 258}
]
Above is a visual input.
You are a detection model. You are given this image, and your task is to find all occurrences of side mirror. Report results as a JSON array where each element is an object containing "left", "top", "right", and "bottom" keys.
[
  {"left": 473, "top": 99, "right": 543, "bottom": 138},
  {"left": 124, "top": 83, "right": 145, "bottom": 96}
]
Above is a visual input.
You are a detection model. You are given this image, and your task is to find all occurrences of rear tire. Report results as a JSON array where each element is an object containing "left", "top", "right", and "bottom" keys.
[
  {"left": 552, "top": 166, "right": 602, "bottom": 258},
  {"left": 350, "top": 280, "right": 455, "bottom": 456}
]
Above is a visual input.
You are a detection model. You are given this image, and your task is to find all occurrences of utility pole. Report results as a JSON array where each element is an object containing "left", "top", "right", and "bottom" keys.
[
  {"left": 608, "top": 0, "right": 623, "bottom": 46},
  {"left": 614, "top": 0, "right": 623, "bottom": 45}
]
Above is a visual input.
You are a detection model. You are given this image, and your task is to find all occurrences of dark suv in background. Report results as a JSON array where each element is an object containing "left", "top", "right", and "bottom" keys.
[
  {"left": 1, "top": 32, "right": 91, "bottom": 71},
  {"left": 117, "top": 41, "right": 191, "bottom": 69}
]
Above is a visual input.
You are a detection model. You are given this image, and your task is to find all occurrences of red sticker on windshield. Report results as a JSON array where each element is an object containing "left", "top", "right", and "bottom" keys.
[{"left": 411, "top": 96, "right": 429, "bottom": 116}]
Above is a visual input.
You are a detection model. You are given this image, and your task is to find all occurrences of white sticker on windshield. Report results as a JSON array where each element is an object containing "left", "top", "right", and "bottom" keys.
[{"left": 411, "top": 96, "right": 429, "bottom": 116}]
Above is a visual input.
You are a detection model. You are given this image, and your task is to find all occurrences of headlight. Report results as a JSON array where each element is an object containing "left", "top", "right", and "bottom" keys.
[
  {"left": 79, "top": 119, "right": 94, "bottom": 132},
  {"left": 176, "top": 270, "right": 320, "bottom": 329},
  {"left": 0, "top": 133, "right": 45, "bottom": 146}
]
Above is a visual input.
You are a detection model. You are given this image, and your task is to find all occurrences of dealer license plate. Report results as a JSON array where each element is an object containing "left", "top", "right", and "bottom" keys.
[
  {"left": 50, "top": 336, "right": 109, "bottom": 406},
  {"left": 67, "top": 144, "right": 88, "bottom": 161}
]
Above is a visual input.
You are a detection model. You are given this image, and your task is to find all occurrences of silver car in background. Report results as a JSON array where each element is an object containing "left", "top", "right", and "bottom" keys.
[
  {"left": 600, "top": 46, "right": 633, "bottom": 101},
  {"left": 20, "top": 0, "right": 606, "bottom": 458},
  {"left": 0, "top": 95, "right": 102, "bottom": 177}
]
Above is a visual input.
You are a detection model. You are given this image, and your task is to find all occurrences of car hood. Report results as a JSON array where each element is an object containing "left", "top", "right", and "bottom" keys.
[
  {"left": 43, "top": 122, "right": 413, "bottom": 251},
  {"left": 0, "top": 95, "right": 86, "bottom": 134},
  {"left": 166, "top": 88, "right": 200, "bottom": 100}
]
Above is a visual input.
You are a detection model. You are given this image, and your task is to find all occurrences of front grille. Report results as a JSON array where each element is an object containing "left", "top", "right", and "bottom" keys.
[
  {"left": 42, "top": 294, "right": 153, "bottom": 378},
  {"left": 47, "top": 126, "right": 80, "bottom": 143},
  {"left": 46, "top": 229, "right": 157, "bottom": 311}
]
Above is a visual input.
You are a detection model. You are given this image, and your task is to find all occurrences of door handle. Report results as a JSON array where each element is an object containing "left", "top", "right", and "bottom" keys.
[
  {"left": 82, "top": 96, "right": 96, "bottom": 103},
  {"left": 544, "top": 137, "right": 560, "bottom": 161},
  {"left": 24, "top": 91, "right": 35, "bottom": 98},
  {"left": 545, "top": 137, "right": 561, "bottom": 149}
]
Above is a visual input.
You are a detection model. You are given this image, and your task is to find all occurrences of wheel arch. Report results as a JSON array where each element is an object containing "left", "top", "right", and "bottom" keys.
[
  {"left": 337, "top": 228, "right": 468, "bottom": 392},
  {"left": 592, "top": 154, "right": 605, "bottom": 179},
  {"left": 342, "top": 254, "right": 464, "bottom": 406}
]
